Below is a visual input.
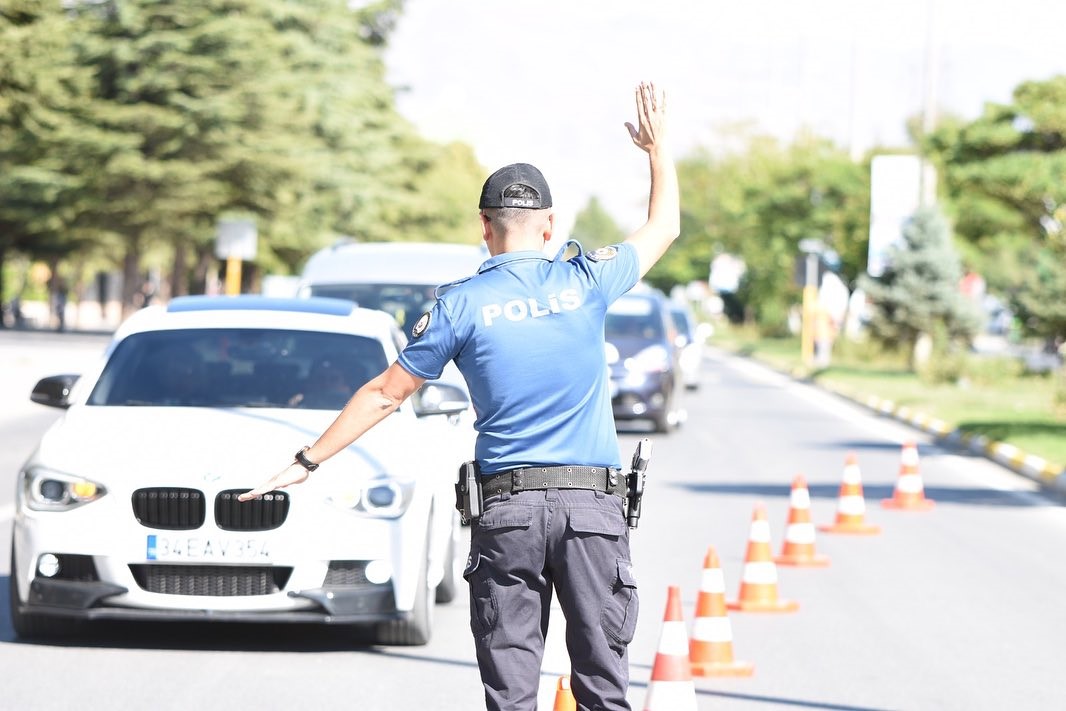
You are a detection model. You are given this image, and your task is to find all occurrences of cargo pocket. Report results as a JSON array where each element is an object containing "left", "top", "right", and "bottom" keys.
[
  {"left": 600, "top": 558, "right": 639, "bottom": 650},
  {"left": 463, "top": 506, "right": 534, "bottom": 638},
  {"left": 463, "top": 553, "right": 498, "bottom": 638},
  {"left": 568, "top": 508, "right": 626, "bottom": 538}
]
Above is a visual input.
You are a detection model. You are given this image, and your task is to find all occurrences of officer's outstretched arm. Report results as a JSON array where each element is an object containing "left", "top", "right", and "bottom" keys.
[
  {"left": 238, "top": 362, "right": 425, "bottom": 500},
  {"left": 623, "top": 81, "right": 680, "bottom": 279}
]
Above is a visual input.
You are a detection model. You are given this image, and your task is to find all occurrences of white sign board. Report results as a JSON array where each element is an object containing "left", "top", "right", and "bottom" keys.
[
  {"left": 215, "top": 219, "right": 258, "bottom": 261},
  {"left": 867, "top": 155, "right": 929, "bottom": 277}
]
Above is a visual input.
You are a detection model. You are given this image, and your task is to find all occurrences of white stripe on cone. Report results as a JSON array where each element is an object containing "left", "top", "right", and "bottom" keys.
[
  {"left": 790, "top": 488, "right": 811, "bottom": 507},
  {"left": 748, "top": 520, "right": 771, "bottom": 542},
  {"left": 644, "top": 681, "right": 698, "bottom": 711},
  {"left": 700, "top": 568, "right": 725, "bottom": 592},
  {"left": 896, "top": 473, "right": 924, "bottom": 493},
  {"left": 740, "top": 561, "right": 778, "bottom": 584},
  {"left": 902, "top": 446, "right": 919, "bottom": 466},
  {"left": 838, "top": 495, "right": 866, "bottom": 515},
  {"left": 843, "top": 464, "right": 862, "bottom": 484},
  {"left": 692, "top": 616, "right": 734, "bottom": 642},
  {"left": 657, "top": 620, "right": 689, "bottom": 656},
  {"left": 784, "top": 522, "right": 816, "bottom": 544}
]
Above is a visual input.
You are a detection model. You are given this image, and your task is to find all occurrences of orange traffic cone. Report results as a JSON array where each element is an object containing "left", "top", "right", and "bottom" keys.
[
  {"left": 882, "top": 441, "right": 935, "bottom": 511},
  {"left": 689, "top": 547, "right": 755, "bottom": 677},
  {"left": 643, "top": 586, "right": 698, "bottom": 711},
  {"left": 552, "top": 675, "right": 576, "bottom": 711},
  {"left": 775, "top": 475, "right": 830, "bottom": 566},
  {"left": 819, "top": 453, "right": 881, "bottom": 534},
  {"left": 728, "top": 503, "right": 799, "bottom": 613}
]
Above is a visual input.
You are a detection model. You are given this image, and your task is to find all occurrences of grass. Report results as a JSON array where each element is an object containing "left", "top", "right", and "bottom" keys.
[{"left": 710, "top": 326, "right": 1066, "bottom": 472}]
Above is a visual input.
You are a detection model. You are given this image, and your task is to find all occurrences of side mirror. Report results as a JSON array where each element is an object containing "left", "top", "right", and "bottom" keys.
[
  {"left": 31, "top": 374, "right": 80, "bottom": 409},
  {"left": 412, "top": 382, "right": 470, "bottom": 417}
]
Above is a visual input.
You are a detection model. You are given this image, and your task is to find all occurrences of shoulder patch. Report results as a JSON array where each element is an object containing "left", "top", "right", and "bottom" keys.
[
  {"left": 586, "top": 246, "right": 618, "bottom": 262},
  {"left": 411, "top": 311, "right": 431, "bottom": 339}
]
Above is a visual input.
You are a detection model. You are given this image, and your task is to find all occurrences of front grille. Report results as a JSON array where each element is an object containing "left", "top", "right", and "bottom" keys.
[
  {"left": 132, "top": 488, "right": 206, "bottom": 530},
  {"left": 323, "top": 560, "right": 376, "bottom": 588},
  {"left": 215, "top": 489, "right": 289, "bottom": 531},
  {"left": 129, "top": 564, "right": 292, "bottom": 596}
]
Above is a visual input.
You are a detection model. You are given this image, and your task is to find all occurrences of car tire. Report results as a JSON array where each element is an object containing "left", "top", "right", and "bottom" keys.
[
  {"left": 8, "top": 545, "right": 83, "bottom": 639},
  {"left": 652, "top": 410, "right": 671, "bottom": 433},
  {"left": 434, "top": 514, "right": 461, "bottom": 604},
  {"left": 373, "top": 534, "right": 433, "bottom": 646}
]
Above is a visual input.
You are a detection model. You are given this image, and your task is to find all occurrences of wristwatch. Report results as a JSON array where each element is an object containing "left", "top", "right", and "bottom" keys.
[{"left": 294, "top": 447, "right": 320, "bottom": 472}]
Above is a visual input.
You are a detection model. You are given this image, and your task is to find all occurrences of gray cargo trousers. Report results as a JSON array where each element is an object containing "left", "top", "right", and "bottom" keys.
[{"left": 463, "top": 487, "right": 639, "bottom": 711}]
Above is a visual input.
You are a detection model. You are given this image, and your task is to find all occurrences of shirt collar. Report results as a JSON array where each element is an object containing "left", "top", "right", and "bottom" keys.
[{"left": 477, "top": 250, "right": 550, "bottom": 274}]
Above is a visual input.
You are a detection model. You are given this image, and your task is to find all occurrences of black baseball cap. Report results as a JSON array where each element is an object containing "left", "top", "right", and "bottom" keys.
[{"left": 478, "top": 163, "right": 552, "bottom": 209}]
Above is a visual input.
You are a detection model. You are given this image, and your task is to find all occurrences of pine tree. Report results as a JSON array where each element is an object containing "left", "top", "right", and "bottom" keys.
[{"left": 858, "top": 206, "right": 981, "bottom": 368}]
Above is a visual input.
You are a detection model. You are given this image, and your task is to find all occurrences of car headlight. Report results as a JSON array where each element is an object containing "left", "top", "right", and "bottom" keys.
[
  {"left": 327, "top": 477, "right": 416, "bottom": 519},
  {"left": 24, "top": 467, "right": 107, "bottom": 511},
  {"left": 625, "top": 344, "right": 670, "bottom": 373}
]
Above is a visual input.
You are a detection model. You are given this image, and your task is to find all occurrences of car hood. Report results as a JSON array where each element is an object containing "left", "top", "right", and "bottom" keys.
[
  {"left": 28, "top": 406, "right": 448, "bottom": 489},
  {"left": 606, "top": 335, "right": 668, "bottom": 361}
]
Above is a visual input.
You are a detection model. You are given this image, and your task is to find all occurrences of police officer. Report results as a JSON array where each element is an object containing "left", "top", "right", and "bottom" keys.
[{"left": 240, "top": 81, "right": 679, "bottom": 711}]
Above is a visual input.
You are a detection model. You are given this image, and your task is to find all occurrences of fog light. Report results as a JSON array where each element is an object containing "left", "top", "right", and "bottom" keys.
[
  {"left": 364, "top": 560, "right": 392, "bottom": 584},
  {"left": 38, "top": 553, "right": 60, "bottom": 578}
]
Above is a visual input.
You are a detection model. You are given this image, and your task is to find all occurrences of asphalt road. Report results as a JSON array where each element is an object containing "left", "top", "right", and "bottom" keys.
[{"left": 2, "top": 330, "right": 1065, "bottom": 710}]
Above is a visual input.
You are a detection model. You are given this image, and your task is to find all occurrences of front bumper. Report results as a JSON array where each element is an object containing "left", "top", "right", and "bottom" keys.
[
  {"left": 17, "top": 573, "right": 402, "bottom": 625},
  {"left": 610, "top": 371, "right": 671, "bottom": 420}
]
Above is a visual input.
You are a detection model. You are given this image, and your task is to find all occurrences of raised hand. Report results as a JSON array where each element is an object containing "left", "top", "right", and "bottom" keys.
[{"left": 625, "top": 81, "right": 668, "bottom": 153}]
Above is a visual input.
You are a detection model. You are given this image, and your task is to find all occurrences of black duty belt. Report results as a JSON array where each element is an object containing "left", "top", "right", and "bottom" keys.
[{"left": 481, "top": 466, "right": 626, "bottom": 498}]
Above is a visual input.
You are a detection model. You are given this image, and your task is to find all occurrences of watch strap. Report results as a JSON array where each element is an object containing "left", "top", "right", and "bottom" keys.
[{"left": 294, "top": 447, "right": 320, "bottom": 472}]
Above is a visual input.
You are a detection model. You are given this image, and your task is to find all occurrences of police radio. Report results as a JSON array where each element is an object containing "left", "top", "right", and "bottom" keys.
[{"left": 626, "top": 438, "right": 651, "bottom": 529}]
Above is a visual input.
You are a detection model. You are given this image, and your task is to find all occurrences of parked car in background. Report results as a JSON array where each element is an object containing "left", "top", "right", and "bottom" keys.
[
  {"left": 604, "top": 289, "right": 684, "bottom": 433},
  {"left": 669, "top": 302, "right": 706, "bottom": 391},
  {"left": 11, "top": 296, "right": 472, "bottom": 645},
  {"left": 297, "top": 241, "right": 487, "bottom": 336},
  {"left": 297, "top": 240, "right": 486, "bottom": 403}
]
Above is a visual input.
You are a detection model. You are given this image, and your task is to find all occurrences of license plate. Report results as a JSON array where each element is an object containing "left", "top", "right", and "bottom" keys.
[{"left": 146, "top": 535, "right": 270, "bottom": 561}]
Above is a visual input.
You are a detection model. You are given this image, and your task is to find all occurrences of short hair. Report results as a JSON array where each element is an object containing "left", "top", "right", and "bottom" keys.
[{"left": 482, "top": 206, "right": 551, "bottom": 232}]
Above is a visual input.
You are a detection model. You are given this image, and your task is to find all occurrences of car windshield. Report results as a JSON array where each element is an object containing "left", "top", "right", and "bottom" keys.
[
  {"left": 605, "top": 298, "right": 665, "bottom": 341},
  {"left": 86, "top": 328, "right": 388, "bottom": 409},
  {"left": 670, "top": 309, "right": 694, "bottom": 339},
  {"left": 309, "top": 283, "right": 437, "bottom": 335}
]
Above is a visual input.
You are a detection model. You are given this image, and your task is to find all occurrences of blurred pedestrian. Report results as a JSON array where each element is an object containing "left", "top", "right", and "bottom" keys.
[
  {"left": 51, "top": 278, "right": 68, "bottom": 332},
  {"left": 239, "top": 81, "right": 680, "bottom": 711}
]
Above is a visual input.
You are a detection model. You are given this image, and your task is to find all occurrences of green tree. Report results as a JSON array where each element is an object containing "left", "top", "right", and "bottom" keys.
[
  {"left": 0, "top": 0, "right": 98, "bottom": 317},
  {"left": 570, "top": 196, "right": 624, "bottom": 250},
  {"left": 858, "top": 207, "right": 980, "bottom": 368},
  {"left": 924, "top": 75, "right": 1066, "bottom": 345},
  {"left": 2, "top": 0, "right": 484, "bottom": 315},
  {"left": 676, "top": 130, "right": 869, "bottom": 333}
]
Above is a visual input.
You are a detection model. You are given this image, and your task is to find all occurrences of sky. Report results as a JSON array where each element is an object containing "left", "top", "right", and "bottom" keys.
[{"left": 384, "top": 0, "right": 1066, "bottom": 237}]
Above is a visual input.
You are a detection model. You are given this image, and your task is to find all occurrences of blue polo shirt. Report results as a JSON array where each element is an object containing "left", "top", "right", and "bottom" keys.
[{"left": 398, "top": 242, "right": 639, "bottom": 474}]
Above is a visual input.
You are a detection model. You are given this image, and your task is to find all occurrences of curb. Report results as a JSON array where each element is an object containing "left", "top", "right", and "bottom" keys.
[{"left": 853, "top": 392, "right": 1066, "bottom": 497}]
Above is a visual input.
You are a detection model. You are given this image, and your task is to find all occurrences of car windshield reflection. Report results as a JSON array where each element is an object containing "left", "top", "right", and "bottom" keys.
[{"left": 86, "top": 328, "right": 387, "bottom": 409}]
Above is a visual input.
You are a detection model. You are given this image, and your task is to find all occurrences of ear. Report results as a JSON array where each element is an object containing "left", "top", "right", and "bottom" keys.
[
  {"left": 542, "top": 212, "right": 555, "bottom": 244},
  {"left": 480, "top": 211, "right": 492, "bottom": 243}
]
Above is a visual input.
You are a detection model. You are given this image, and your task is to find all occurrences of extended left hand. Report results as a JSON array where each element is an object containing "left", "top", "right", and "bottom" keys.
[{"left": 238, "top": 463, "right": 309, "bottom": 501}]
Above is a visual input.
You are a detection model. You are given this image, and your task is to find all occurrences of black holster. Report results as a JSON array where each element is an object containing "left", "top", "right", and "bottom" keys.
[{"left": 454, "top": 460, "right": 482, "bottom": 526}]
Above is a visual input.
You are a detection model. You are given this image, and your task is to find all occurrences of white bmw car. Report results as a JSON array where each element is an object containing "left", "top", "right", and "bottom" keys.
[{"left": 10, "top": 296, "right": 473, "bottom": 645}]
